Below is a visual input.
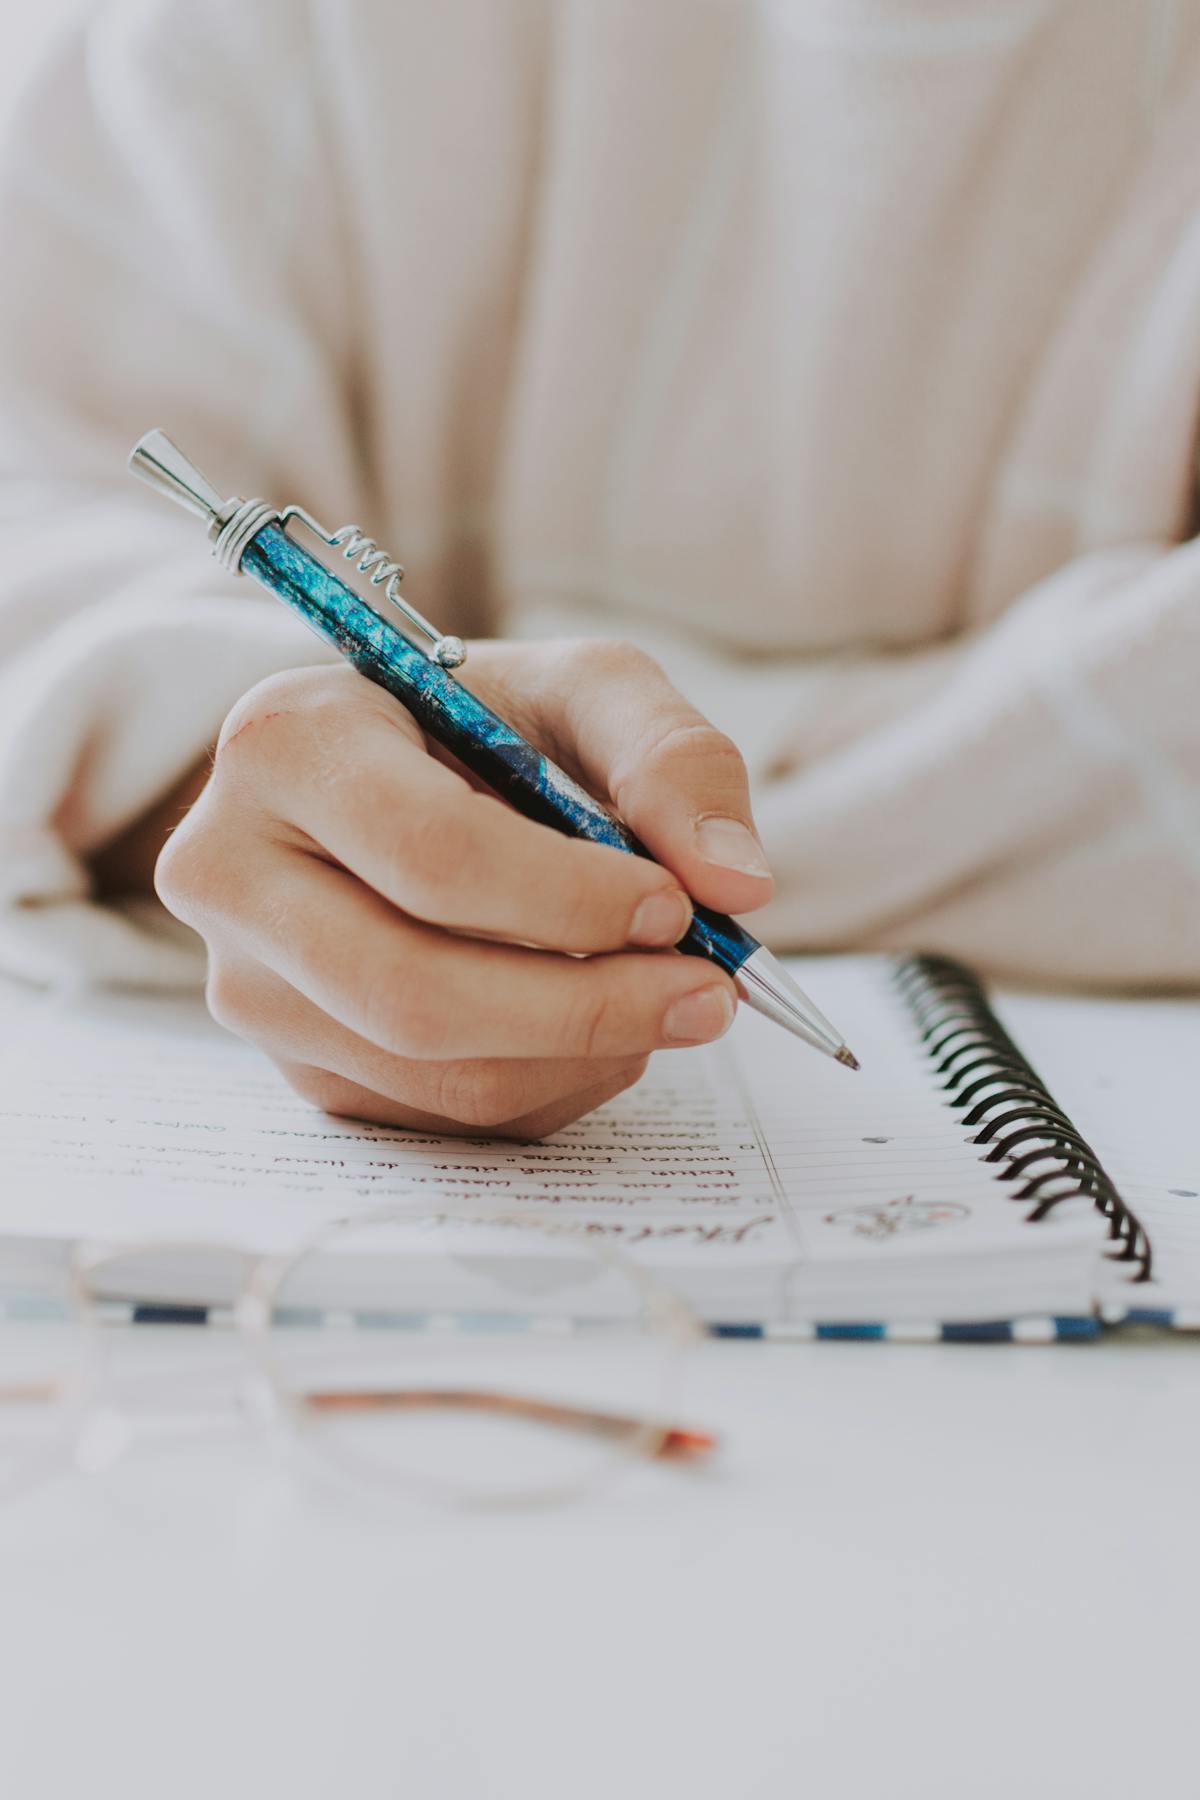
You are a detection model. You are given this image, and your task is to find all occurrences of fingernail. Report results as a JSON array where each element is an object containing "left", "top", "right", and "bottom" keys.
[
  {"left": 663, "top": 985, "right": 736, "bottom": 1045},
  {"left": 630, "top": 889, "right": 692, "bottom": 947},
  {"left": 694, "top": 816, "right": 771, "bottom": 876}
]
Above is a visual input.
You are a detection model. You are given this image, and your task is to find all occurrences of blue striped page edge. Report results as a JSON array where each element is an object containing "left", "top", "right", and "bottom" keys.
[{"left": 85, "top": 1304, "right": 1199, "bottom": 1340}]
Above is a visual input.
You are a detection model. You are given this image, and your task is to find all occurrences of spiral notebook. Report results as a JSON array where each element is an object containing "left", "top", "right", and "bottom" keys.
[{"left": 1, "top": 955, "right": 1197, "bottom": 1338}]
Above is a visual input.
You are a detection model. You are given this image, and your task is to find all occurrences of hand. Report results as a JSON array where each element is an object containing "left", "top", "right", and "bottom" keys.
[{"left": 156, "top": 640, "right": 774, "bottom": 1138}]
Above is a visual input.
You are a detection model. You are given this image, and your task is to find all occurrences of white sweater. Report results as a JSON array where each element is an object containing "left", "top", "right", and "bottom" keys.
[{"left": 1, "top": 0, "right": 1198, "bottom": 990}]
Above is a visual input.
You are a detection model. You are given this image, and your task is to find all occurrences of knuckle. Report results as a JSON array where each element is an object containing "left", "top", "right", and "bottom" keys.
[
  {"left": 554, "top": 855, "right": 611, "bottom": 947},
  {"left": 387, "top": 807, "right": 475, "bottom": 914},
  {"left": 152, "top": 827, "right": 188, "bottom": 913},
  {"left": 213, "top": 665, "right": 373, "bottom": 776},
  {"left": 493, "top": 1107, "right": 573, "bottom": 1142},
  {"left": 431, "top": 1062, "right": 524, "bottom": 1130},
  {"left": 203, "top": 960, "right": 249, "bottom": 1035},
  {"left": 500, "top": 1088, "right": 603, "bottom": 1141},
  {"left": 644, "top": 719, "right": 743, "bottom": 778},
  {"left": 565, "top": 637, "right": 658, "bottom": 682},
  {"left": 612, "top": 719, "right": 745, "bottom": 818},
  {"left": 569, "top": 975, "right": 624, "bottom": 1059},
  {"left": 153, "top": 810, "right": 214, "bottom": 919},
  {"left": 285, "top": 1063, "right": 356, "bottom": 1115},
  {"left": 481, "top": 1057, "right": 650, "bottom": 1141},
  {"left": 361, "top": 974, "right": 447, "bottom": 1059},
  {"left": 214, "top": 670, "right": 307, "bottom": 761}
]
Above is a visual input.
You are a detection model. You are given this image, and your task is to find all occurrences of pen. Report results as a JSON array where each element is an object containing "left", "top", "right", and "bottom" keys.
[{"left": 129, "top": 430, "right": 859, "bottom": 1068}]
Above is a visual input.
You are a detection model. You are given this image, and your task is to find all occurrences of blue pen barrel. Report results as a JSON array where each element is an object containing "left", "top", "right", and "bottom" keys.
[{"left": 240, "top": 523, "right": 755, "bottom": 978}]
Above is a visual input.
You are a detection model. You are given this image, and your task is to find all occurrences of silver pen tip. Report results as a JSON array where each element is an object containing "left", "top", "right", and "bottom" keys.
[
  {"left": 733, "top": 946, "right": 854, "bottom": 1062},
  {"left": 835, "top": 1045, "right": 861, "bottom": 1072}
]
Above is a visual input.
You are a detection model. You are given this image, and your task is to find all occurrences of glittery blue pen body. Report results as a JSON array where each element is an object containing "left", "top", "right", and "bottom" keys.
[{"left": 240, "top": 523, "right": 754, "bottom": 977}]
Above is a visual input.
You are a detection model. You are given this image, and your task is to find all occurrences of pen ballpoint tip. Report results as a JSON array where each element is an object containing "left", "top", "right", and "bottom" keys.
[
  {"left": 733, "top": 947, "right": 854, "bottom": 1062},
  {"left": 835, "top": 1045, "right": 861, "bottom": 1072}
]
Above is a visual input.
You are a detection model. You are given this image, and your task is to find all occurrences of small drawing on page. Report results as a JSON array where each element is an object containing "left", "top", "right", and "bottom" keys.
[{"left": 823, "top": 1195, "right": 970, "bottom": 1241}]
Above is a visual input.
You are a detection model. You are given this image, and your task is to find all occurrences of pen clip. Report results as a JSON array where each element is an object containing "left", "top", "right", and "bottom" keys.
[
  {"left": 278, "top": 506, "right": 467, "bottom": 670},
  {"left": 128, "top": 431, "right": 467, "bottom": 669}
]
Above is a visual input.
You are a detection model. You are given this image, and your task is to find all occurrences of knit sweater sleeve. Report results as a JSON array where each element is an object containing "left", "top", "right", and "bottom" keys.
[
  {"left": 0, "top": 0, "right": 359, "bottom": 986},
  {"left": 747, "top": 539, "right": 1200, "bottom": 987}
]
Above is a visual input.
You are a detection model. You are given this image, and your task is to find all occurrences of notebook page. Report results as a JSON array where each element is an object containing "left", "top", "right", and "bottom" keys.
[
  {"left": 719, "top": 960, "right": 1103, "bottom": 1318},
  {"left": 0, "top": 960, "right": 1100, "bottom": 1321},
  {"left": 996, "top": 989, "right": 1200, "bottom": 1315},
  {"left": 0, "top": 977, "right": 796, "bottom": 1260}
]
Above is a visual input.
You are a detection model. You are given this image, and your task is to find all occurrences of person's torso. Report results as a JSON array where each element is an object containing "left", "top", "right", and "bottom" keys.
[{"left": 322, "top": 0, "right": 1200, "bottom": 653}]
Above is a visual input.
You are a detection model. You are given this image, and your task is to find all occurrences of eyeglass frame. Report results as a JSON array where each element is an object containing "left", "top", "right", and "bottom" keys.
[{"left": 0, "top": 1206, "right": 716, "bottom": 1508}]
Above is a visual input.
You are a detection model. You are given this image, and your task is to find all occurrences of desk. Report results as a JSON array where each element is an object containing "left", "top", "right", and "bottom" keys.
[{"left": 3, "top": 1329, "right": 1194, "bottom": 1800}]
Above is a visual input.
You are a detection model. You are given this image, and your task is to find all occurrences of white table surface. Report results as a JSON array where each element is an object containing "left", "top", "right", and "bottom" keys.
[{"left": 3, "top": 1327, "right": 1196, "bottom": 1800}]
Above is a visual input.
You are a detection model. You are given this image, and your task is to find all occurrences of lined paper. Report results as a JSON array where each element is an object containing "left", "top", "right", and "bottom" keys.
[{"left": 0, "top": 958, "right": 1117, "bottom": 1321}]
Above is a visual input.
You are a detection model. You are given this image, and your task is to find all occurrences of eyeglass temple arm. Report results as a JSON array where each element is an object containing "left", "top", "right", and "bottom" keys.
[
  {"left": 0, "top": 1382, "right": 717, "bottom": 1460},
  {"left": 301, "top": 1387, "right": 717, "bottom": 1458}
]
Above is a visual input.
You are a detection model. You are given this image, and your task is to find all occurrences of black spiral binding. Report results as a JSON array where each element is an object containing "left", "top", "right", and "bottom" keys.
[{"left": 893, "top": 954, "right": 1151, "bottom": 1281}]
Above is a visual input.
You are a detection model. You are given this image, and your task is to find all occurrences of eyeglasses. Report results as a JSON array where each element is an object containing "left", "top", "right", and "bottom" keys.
[{"left": 0, "top": 1208, "right": 716, "bottom": 1508}]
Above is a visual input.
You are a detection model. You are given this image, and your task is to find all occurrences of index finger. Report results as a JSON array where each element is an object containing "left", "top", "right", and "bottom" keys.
[{"left": 230, "top": 683, "right": 695, "bottom": 954}]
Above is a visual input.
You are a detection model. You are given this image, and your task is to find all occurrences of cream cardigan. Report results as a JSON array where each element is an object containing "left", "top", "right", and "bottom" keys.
[{"left": 0, "top": 0, "right": 1198, "bottom": 989}]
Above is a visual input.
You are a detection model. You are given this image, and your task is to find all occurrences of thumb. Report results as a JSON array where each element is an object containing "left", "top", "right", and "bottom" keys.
[{"left": 522, "top": 640, "right": 774, "bottom": 915}]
